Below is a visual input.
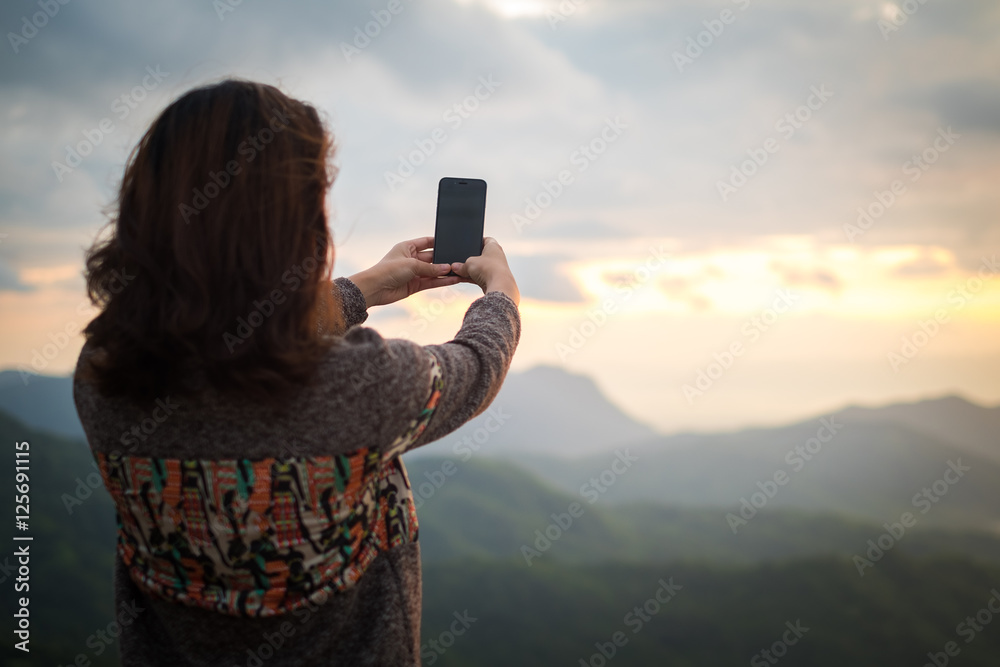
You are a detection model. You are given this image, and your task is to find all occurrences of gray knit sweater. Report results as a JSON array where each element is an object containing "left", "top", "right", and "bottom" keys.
[{"left": 72, "top": 277, "right": 521, "bottom": 666}]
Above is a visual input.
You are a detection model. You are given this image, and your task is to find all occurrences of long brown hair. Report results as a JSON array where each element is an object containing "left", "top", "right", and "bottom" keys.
[{"left": 81, "top": 79, "right": 344, "bottom": 405}]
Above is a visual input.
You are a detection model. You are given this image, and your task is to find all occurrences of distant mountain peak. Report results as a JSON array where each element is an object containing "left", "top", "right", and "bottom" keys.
[
  {"left": 834, "top": 392, "right": 1000, "bottom": 461},
  {"left": 840, "top": 393, "right": 993, "bottom": 413},
  {"left": 410, "top": 363, "right": 661, "bottom": 459}
]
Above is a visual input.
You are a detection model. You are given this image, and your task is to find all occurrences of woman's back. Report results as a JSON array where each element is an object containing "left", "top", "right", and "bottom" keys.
[{"left": 73, "top": 79, "right": 521, "bottom": 666}]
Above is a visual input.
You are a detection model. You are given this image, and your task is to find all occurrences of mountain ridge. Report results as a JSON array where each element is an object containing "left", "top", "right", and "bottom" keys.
[{"left": 7, "top": 364, "right": 995, "bottom": 460}]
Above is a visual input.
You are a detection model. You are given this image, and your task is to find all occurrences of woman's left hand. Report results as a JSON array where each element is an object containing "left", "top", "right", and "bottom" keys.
[{"left": 349, "top": 236, "right": 460, "bottom": 308}]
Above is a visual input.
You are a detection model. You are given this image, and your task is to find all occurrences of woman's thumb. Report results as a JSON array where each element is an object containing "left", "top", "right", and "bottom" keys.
[{"left": 413, "top": 259, "right": 452, "bottom": 276}]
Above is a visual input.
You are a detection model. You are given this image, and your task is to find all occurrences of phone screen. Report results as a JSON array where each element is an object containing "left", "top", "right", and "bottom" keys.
[{"left": 432, "top": 177, "right": 487, "bottom": 269}]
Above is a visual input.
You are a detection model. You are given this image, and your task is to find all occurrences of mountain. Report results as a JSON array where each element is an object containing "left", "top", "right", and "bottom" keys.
[
  {"left": 506, "top": 417, "right": 1000, "bottom": 529},
  {"left": 0, "top": 369, "right": 83, "bottom": 440},
  {"left": 422, "top": 555, "right": 1000, "bottom": 666},
  {"left": 403, "top": 456, "right": 1000, "bottom": 565},
  {"left": 5, "top": 402, "right": 1000, "bottom": 666},
  {"left": 5, "top": 362, "right": 996, "bottom": 467},
  {"left": 7, "top": 362, "right": 1000, "bottom": 529},
  {"left": 410, "top": 364, "right": 661, "bottom": 459},
  {"left": 838, "top": 394, "right": 1000, "bottom": 462},
  {"left": 0, "top": 364, "right": 662, "bottom": 456}
]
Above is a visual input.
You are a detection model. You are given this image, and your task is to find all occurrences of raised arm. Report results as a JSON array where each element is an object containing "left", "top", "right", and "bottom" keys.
[{"left": 323, "top": 236, "right": 520, "bottom": 458}]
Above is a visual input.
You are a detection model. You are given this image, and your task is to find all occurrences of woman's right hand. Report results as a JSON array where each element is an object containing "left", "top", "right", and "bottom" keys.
[{"left": 451, "top": 237, "right": 520, "bottom": 306}]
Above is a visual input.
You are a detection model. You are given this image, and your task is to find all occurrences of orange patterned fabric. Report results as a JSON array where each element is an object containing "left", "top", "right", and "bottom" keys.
[{"left": 96, "top": 352, "right": 443, "bottom": 617}]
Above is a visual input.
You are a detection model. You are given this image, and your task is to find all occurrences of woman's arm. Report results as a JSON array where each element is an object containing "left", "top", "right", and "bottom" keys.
[
  {"left": 404, "top": 237, "right": 521, "bottom": 448},
  {"left": 347, "top": 236, "right": 462, "bottom": 309},
  {"left": 413, "top": 289, "right": 520, "bottom": 449},
  {"left": 328, "top": 236, "right": 521, "bottom": 458},
  {"left": 447, "top": 237, "right": 520, "bottom": 307}
]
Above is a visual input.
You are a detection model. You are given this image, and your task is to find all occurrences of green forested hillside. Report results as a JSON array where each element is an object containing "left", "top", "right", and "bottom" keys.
[
  {"left": 507, "top": 419, "right": 1000, "bottom": 528},
  {"left": 421, "top": 555, "right": 1000, "bottom": 667},
  {"left": 0, "top": 410, "right": 117, "bottom": 667},
  {"left": 405, "top": 456, "right": 1000, "bottom": 566},
  {"left": 3, "top": 406, "right": 1000, "bottom": 665}
]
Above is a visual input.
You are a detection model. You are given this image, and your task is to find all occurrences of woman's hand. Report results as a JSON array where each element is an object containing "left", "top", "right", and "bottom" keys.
[
  {"left": 450, "top": 237, "right": 520, "bottom": 307},
  {"left": 349, "top": 236, "right": 460, "bottom": 308}
]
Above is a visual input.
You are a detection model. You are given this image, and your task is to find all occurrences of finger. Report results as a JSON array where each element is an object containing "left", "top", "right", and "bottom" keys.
[
  {"left": 409, "top": 258, "right": 451, "bottom": 277},
  {"left": 450, "top": 261, "right": 469, "bottom": 277},
  {"left": 403, "top": 236, "right": 437, "bottom": 255},
  {"left": 415, "top": 249, "right": 435, "bottom": 263},
  {"left": 389, "top": 237, "right": 433, "bottom": 260},
  {"left": 413, "top": 275, "right": 462, "bottom": 292}
]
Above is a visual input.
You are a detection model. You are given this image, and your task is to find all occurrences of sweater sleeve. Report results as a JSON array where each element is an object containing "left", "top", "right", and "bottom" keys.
[
  {"left": 333, "top": 277, "right": 370, "bottom": 329},
  {"left": 414, "top": 290, "right": 520, "bottom": 449},
  {"left": 329, "top": 284, "right": 521, "bottom": 460},
  {"left": 316, "top": 277, "right": 369, "bottom": 338}
]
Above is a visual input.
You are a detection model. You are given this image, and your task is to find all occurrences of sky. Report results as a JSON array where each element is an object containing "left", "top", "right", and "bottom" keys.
[{"left": 1, "top": 0, "right": 998, "bottom": 434}]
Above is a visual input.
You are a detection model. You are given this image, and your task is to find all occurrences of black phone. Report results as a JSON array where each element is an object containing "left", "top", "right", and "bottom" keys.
[{"left": 432, "top": 177, "right": 487, "bottom": 273}]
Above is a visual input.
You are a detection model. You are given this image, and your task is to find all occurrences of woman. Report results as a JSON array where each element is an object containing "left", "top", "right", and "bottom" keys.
[{"left": 73, "top": 79, "right": 520, "bottom": 666}]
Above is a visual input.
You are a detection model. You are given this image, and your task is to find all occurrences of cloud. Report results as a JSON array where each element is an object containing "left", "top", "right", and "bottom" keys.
[
  {"left": 908, "top": 80, "right": 1000, "bottom": 135},
  {"left": 508, "top": 254, "right": 586, "bottom": 302},
  {"left": 0, "top": 260, "right": 31, "bottom": 292},
  {"left": 2, "top": 0, "right": 999, "bottom": 287},
  {"left": 656, "top": 275, "right": 712, "bottom": 312},
  {"left": 534, "top": 219, "right": 624, "bottom": 238},
  {"left": 771, "top": 262, "right": 843, "bottom": 294},
  {"left": 892, "top": 252, "right": 953, "bottom": 278}
]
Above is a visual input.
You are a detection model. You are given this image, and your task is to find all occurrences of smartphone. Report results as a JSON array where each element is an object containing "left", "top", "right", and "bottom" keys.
[{"left": 432, "top": 177, "right": 487, "bottom": 273}]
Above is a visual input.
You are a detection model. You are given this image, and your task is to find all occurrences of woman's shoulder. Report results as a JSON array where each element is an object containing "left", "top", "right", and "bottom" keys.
[{"left": 316, "top": 325, "right": 434, "bottom": 396}]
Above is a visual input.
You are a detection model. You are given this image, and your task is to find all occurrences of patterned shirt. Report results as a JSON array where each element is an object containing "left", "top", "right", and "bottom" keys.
[
  {"left": 97, "top": 353, "right": 443, "bottom": 617},
  {"left": 74, "top": 277, "right": 520, "bottom": 666}
]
